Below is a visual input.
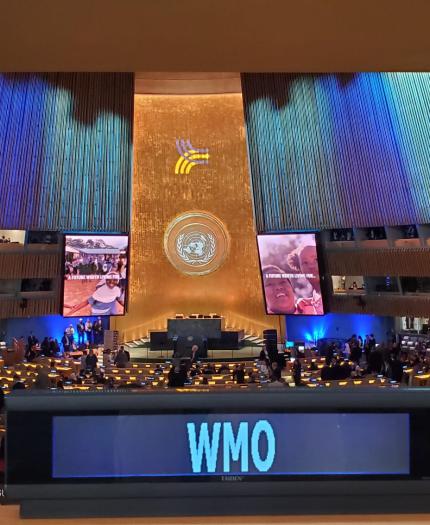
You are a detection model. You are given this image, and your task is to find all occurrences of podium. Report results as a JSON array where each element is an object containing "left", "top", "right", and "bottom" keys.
[{"left": 167, "top": 317, "right": 224, "bottom": 339}]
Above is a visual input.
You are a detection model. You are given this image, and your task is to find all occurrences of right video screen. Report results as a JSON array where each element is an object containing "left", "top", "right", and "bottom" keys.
[{"left": 257, "top": 232, "right": 324, "bottom": 316}]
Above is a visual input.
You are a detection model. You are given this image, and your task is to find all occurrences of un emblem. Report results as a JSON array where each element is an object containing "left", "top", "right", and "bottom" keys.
[
  {"left": 164, "top": 212, "right": 230, "bottom": 276},
  {"left": 176, "top": 232, "right": 216, "bottom": 265}
]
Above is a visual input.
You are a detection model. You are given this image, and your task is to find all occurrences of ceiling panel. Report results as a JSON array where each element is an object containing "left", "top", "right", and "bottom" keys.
[{"left": 0, "top": 0, "right": 429, "bottom": 72}]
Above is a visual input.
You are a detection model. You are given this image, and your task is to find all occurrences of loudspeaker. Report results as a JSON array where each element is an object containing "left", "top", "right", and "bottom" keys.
[
  {"left": 263, "top": 329, "right": 278, "bottom": 362},
  {"left": 263, "top": 329, "right": 277, "bottom": 347}
]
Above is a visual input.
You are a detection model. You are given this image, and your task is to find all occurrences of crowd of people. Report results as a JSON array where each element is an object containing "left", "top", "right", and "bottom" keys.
[
  {"left": 61, "top": 318, "right": 105, "bottom": 349},
  {"left": 3, "top": 327, "right": 430, "bottom": 392},
  {"left": 166, "top": 361, "right": 267, "bottom": 388},
  {"left": 5, "top": 344, "right": 134, "bottom": 393},
  {"left": 0, "top": 235, "right": 11, "bottom": 243},
  {"left": 315, "top": 332, "right": 423, "bottom": 384},
  {"left": 10, "top": 319, "right": 106, "bottom": 363},
  {"left": 65, "top": 253, "right": 127, "bottom": 278},
  {"left": 165, "top": 346, "right": 305, "bottom": 389}
]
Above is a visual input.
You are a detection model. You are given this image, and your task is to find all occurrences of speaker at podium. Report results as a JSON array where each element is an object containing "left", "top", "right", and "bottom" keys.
[{"left": 173, "top": 335, "right": 207, "bottom": 359}]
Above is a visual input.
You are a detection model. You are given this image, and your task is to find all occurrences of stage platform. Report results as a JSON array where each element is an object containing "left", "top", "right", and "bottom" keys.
[
  {"left": 124, "top": 330, "right": 265, "bottom": 361},
  {"left": 0, "top": 506, "right": 428, "bottom": 525},
  {"left": 129, "top": 345, "right": 262, "bottom": 362}
]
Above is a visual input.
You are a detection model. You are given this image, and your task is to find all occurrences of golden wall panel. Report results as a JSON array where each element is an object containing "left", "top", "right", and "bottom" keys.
[{"left": 113, "top": 94, "right": 277, "bottom": 341}]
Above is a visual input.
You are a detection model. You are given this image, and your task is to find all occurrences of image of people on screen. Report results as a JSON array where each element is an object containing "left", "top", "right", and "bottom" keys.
[
  {"left": 63, "top": 235, "right": 128, "bottom": 317},
  {"left": 286, "top": 244, "right": 323, "bottom": 315},
  {"left": 65, "top": 254, "right": 127, "bottom": 277},
  {"left": 257, "top": 233, "right": 324, "bottom": 316},
  {"left": 64, "top": 272, "right": 124, "bottom": 316},
  {"left": 262, "top": 265, "right": 296, "bottom": 314}
]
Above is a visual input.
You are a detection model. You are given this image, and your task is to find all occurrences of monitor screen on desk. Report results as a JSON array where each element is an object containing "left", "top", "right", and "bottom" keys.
[{"left": 257, "top": 232, "right": 324, "bottom": 315}]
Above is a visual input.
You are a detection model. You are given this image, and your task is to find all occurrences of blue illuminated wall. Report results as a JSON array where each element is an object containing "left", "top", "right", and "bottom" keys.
[
  {"left": 285, "top": 313, "right": 394, "bottom": 345},
  {"left": 1, "top": 315, "right": 109, "bottom": 346},
  {"left": 0, "top": 73, "right": 133, "bottom": 232},
  {"left": 242, "top": 73, "right": 430, "bottom": 232}
]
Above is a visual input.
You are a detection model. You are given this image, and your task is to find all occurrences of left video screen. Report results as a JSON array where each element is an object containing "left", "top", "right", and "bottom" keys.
[{"left": 62, "top": 234, "right": 128, "bottom": 317}]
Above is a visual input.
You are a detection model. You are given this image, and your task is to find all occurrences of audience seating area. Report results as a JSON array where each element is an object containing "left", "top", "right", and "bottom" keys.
[
  {"left": 0, "top": 354, "right": 424, "bottom": 396},
  {"left": 0, "top": 348, "right": 428, "bottom": 469}
]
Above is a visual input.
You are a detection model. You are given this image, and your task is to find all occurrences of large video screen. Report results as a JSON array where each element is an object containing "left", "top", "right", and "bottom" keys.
[
  {"left": 62, "top": 234, "right": 128, "bottom": 317},
  {"left": 52, "top": 413, "right": 409, "bottom": 478},
  {"left": 257, "top": 233, "right": 324, "bottom": 315}
]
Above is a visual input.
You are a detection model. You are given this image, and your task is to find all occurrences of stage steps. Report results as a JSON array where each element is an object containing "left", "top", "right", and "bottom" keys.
[
  {"left": 125, "top": 335, "right": 264, "bottom": 349},
  {"left": 124, "top": 338, "right": 149, "bottom": 349},
  {"left": 243, "top": 334, "right": 265, "bottom": 347}
]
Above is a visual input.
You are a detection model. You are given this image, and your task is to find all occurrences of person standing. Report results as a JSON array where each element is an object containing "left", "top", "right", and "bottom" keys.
[
  {"left": 269, "top": 362, "right": 282, "bottom": 382},
  {"left": 61, "top": 331, "right": 71, "bottom": 354},
  {"left": 85, "top": 349, "right": 98, "bottom": 372},
  {"left": 53, "top": 338, "right": 60, "bottom": 355},
  {"left": 65, "top": 324, "right": 75, "bottom": 344},
  {"left": 93, "top": 317, "right": 104, "bottom": 346},
  {"left": 406, "top": 317, "right": 415, "bottom": 330},
  {"left": 27, "top": 332, "right": 38, "bottom": 351},
  {"left": 364, "top": 335, "right": 371, "bottom": 364},
  {"left": 344, "top": 339, "right": 351, "bottom": 360},
  {"left": 77, "top": 318, "right": 85, "bottom": 345},
  {"left": 325, "top": 342, "right": 335, "bottom": 365},
  {"left": 293, "top": 358, "right": 302, "bottom": 386},
  {"left": 350, "top": 335, "right": 361, "bottom": 365},
  {"left": 17, "top": 337, "right": 26, "bottom": 361},
  {"left": 41, "top": 337, "right": 50, "bottom": 356},
  {"left": 191, "top": 344, "right": 199, "bottom": 363},
  {"left": 80, "top": 350, "right": 88, "bottom": 373},
  {"left": 48, "top": 337, "right": 56, "bottom": 356},
  {"left": 85, "top": 318, "right": 93, "bottom": 344},
  {"left": 103, "top": 348, "right": 112, "bottom": 367},
  {"left": 114, "top": 346, "right": 129, "bottom": 368},
  {"left": 25, "top": 344, "right": 37, "bottom": 363}
]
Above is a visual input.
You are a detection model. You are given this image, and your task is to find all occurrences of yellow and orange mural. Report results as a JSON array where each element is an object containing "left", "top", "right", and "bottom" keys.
[{"left": 112, "top": 93, "right": 278, "bottom": 341}]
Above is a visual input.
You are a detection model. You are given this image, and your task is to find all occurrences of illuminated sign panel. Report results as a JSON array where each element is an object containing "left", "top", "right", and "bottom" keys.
[{"left": 52, "top": 413, "right": 409, "bottom": 478}]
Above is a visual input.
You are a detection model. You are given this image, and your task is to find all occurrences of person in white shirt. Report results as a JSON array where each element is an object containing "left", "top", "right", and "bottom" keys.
[
  {"left": 66, "top": 273, "right": 124, "bottom": 316},
  {"left": 65, "top": 324, "right": 75, "bottom": 344},
  {"left": 344, "top": 340, "right": 351, "bottom": 359},
  {"left": 77, "top": 318, "right": 85, "bottom": 345},
  {"left": 85, "top": 319, "right": 93, "bottom": 344}
]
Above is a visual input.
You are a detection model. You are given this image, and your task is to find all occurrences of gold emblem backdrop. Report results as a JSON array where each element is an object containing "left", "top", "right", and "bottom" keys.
[{"left": 112, "top": 93, "right": 277, "bottom": 341}]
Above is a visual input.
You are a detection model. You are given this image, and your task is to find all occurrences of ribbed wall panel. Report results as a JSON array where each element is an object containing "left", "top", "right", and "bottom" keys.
[
  {"left": 242, "top": 73, "right": 430, "bottom": 232},
  {"left": 325, "top": 247, "right": 430, "bottom": 277},
  {"left": 0, "top": 252, "right": 61, "bottom": 278},
  {"left": 329, "top": 294, "right": 430, "bottom": 317},
  {"left": 0, "top": 296, "right": 59, "bottom": 319},
  {"left": 0, "top": 73, "right": 133, "bottom": 231}
]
